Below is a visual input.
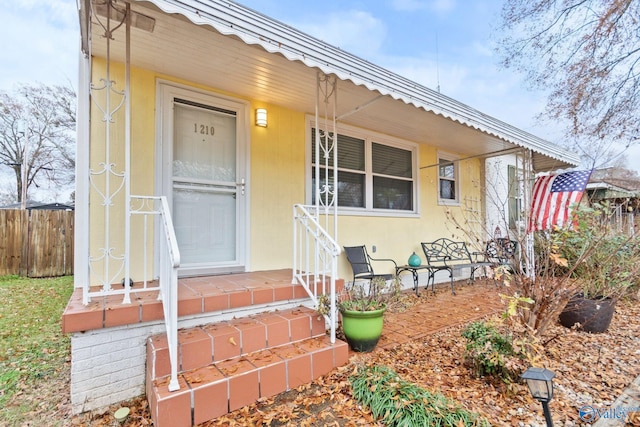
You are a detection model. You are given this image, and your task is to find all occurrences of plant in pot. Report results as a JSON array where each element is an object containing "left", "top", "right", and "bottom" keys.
[
  {"left": 552, "top": 203, "right": 640, "bottom": 333},
  {"left": 318, "top": 275, "right": 401, "bottom": 352}
]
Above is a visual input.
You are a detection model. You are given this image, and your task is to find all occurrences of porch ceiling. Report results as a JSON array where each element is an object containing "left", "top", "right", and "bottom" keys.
[{"left": 86, "top": 0, "right": 578, "bottom": 172}]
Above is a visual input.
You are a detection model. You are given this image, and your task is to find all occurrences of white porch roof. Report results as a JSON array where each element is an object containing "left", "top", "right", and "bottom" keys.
[{"left": 79, "top": 0, "right": 579, "bottom": 171}]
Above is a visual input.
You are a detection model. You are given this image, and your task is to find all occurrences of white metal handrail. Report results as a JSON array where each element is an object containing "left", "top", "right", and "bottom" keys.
[
  {"left": 155, "top": 196, "right": 180, "bottom": 391},
  {"left": 128, "top": 195, "right": 180, "bottom": 392},
  {"left": 292, "top": 204, "right": 341, "bottom": 343},
  {"left": 83, "top": 195, "right": 180, "bottom": 391}
]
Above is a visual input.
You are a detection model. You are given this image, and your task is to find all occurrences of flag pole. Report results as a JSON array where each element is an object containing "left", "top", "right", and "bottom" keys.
[{"left": 523, "top": 150, "right": 535, "bottom": 280}]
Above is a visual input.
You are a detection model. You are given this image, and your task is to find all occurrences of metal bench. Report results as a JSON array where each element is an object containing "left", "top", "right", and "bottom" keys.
[{"left": 421, "top": 238, "right": 492, "bottom": 294}]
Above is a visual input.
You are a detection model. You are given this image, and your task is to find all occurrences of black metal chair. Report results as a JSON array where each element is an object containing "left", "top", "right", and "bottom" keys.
[
  {"left": 484, "top": 238, "right": 519, "bottom": 270},
  {"left": 343, "top": 246, "right": 397, "bottom": 284}
]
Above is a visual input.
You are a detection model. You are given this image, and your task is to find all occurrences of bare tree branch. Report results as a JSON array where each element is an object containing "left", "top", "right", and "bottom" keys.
[
  {"left": 496, "top": 0, "right": 640, "bottom": 159},
  {"left": 0, "top": 83, "right": 76, "bottom": 204}
]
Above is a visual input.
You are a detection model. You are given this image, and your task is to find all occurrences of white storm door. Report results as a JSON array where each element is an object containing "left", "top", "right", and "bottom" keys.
[{"left": 164, "top": 91, "right": 247, "bottom": 276}]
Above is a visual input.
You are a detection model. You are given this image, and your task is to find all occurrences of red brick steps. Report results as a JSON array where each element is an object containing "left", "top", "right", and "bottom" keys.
[
  {"left": 147, "top": 306, "right": 349, "bottom": 427},
  {"left": 62, "top": 269, "right": 312, "bottom": 334}
]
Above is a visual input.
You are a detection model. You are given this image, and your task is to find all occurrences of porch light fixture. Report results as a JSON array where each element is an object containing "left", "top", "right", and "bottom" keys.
[
  {"left": 255, "top": 108, "right": 268, "bottom": 127},
  {"left": 521, "top": 367, "right": 555, "bottom": 426}
]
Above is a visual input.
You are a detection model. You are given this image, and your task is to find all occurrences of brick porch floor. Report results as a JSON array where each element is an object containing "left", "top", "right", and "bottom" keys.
[{"left": 373, "top": 279, "right": 504, "bottom": 352}]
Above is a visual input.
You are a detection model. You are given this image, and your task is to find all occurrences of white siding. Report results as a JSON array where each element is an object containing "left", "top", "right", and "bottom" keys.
[{"left": 485, "top": 155, "right": 518, "bottom": 239}]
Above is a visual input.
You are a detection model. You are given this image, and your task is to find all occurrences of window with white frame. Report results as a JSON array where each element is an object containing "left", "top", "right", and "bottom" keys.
[
  {"left": 438, "top": 156, "right": 458, "bottom": 204},
  {"left": 310, "top": 125, "right": 416, "bottom": 213}
]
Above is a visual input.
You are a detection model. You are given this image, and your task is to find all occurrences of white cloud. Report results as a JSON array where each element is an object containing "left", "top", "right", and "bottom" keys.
[
  {"left": 380, "top": 53, "right": 562, "bottom": 144},
  {"left": 471, "top": 40, "right": 494, "bottom": 58},
  {"left": 429, "top": 0, "right": 456, "bottom": 14},
  {"left": 296, "top": 10, "right": 387, "bottom": 58},
  {"left": 383, "top": 56, "right": 439, "bottom": 89},
  {"left": 0, "top": 0, "right": 78, "bottom": 90},
  {"left": 391, "top": 0, "right": 456, "bottom": 13},
  {"left": 391, "top": 0, "right": 427, "bottom": 12},
  {"left": 620, "top": 144, "right": 640, "bottom": 172},
  {"left": 16, "top": 0, "right": 78, "bottom": 25}
]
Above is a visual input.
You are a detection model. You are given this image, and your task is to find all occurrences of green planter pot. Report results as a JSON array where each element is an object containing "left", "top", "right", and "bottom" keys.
[{"left": 340, "top": 306, "right": 386, "bottom": 352}]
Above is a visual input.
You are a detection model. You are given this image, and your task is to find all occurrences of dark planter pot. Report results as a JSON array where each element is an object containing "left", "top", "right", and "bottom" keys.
[
  {"left": 340, "top": 306, "right": 386, "bottom": 352},
  {"left": 559, "top": 294, "right": 617, "bottom": 333}
]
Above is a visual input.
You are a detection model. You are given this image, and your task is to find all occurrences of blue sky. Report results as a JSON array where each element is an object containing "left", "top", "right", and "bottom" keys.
[
  {"left": 0, "top": 0, "right": 552, "bottom": 138},
  {"left": 2, "top": 0, "right": 637, "bottom": 174},
  {"left": 238, "top": 0, "right": 558, "bottom": 141}
]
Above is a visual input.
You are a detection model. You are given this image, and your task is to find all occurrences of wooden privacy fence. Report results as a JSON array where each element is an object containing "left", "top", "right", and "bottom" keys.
[{"left": 0, "top": 209, "right": 74, "bottom": 277}]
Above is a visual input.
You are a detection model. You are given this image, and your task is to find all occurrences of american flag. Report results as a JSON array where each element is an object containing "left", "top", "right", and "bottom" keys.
[{"left": 527, "top": 170, "right": 592, "bottom": 232}]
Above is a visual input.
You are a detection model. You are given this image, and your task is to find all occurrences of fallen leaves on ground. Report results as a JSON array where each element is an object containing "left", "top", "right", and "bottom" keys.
[
  {"left": 60, "top": 289, "right": 640, "bottom": 426},
  {"left": 202, "top": 293, "right": 640, "bottom": 427}
]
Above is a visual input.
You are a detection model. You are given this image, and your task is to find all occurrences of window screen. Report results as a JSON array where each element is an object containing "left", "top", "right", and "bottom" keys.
[{"left": 311, "top": 128, "right": 415, "bottom": 212}]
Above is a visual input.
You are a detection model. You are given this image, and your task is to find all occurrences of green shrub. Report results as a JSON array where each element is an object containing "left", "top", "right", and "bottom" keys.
[
  {"left": 350, "top": 365, "right": 490, "bottom": 426},
  {"left": 461, "top": 321, "right": 518, "bottom": 380}
]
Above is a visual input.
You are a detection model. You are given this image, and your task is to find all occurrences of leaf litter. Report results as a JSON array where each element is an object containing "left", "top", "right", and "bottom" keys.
[{"left": 5, "top": 280, "right": 639, "bottom": 426}]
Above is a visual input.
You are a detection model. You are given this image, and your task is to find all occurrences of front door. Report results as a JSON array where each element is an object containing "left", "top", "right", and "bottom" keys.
[{"left": 159, "top": 84, "right": 248, "bottom": 276}]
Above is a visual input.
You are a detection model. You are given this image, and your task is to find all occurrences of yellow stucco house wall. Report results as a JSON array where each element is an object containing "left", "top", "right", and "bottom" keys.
[{"left": 88, "top": 59, "right": 483, "bottom": 285}]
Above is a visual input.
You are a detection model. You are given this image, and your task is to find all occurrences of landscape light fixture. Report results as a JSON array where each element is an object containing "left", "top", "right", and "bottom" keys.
[
  {"left": 521, "top": 367, "right": 555, "bottom": 427},
  {"left": 114, "top": 406, "right": 130, "bottom": 424},
  {"left": 255, "top": 108, "right": 268, "bottom": 127}
]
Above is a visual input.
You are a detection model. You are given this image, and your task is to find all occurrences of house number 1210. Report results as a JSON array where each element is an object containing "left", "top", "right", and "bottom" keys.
[{"left": 194, "top": 123, "right": 215, "bottom": 136}]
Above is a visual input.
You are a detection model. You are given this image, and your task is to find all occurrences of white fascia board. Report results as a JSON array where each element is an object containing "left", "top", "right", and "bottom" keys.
[{"left": 141, "top": 0, "right": 579, "bottom": 167}]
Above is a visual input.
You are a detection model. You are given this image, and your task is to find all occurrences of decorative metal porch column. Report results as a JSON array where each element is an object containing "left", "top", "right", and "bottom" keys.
[
  {"left": 78, "top": 0, "right": 179, "bottom": 393},
  {"left": 314, "top": 72, "right": 338, "bottom": 241},
  {"left": 84, "top": 0, "right": 132, "bottom": 304}
]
